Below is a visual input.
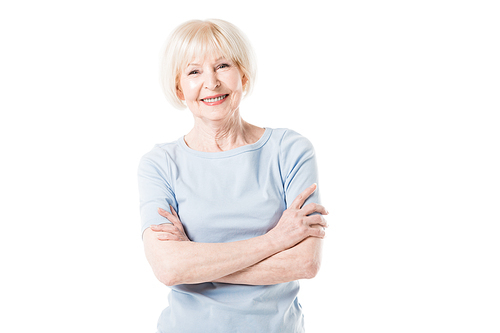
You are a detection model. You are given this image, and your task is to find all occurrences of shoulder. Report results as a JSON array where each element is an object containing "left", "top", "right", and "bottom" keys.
[
  {"left": 138, "top": 140, "right": 179, "bottom": 175},
  {"left": 270, "top": 128, "right": 315, "bottom": 154},
  {"left": 273, "top": 128, "right": 319, "bottom": 190},
  {"left": 269, "top": 128, "right": 316, "bottom": 177},
  {"left": 140, "top": 140, "right": 178, "bottom": 162}
]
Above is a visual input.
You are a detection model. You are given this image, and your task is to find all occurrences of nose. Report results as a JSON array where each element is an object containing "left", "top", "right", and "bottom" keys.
[{"left": 204, "top": 71, "right": 220, "bottom": 90}]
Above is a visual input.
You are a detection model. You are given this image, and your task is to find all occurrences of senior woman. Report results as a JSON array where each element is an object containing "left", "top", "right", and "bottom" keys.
[{"left": 138, "top": 19, "right": 328, "bottom": 332}]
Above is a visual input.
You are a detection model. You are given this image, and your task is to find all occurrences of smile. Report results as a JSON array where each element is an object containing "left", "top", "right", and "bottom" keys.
[{"left": 201, "top": 94, "right": 228, "bottom": 103}]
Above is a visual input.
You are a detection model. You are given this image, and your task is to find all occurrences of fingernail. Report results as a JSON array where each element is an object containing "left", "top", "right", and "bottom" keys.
[{"left": 158, "top": 208, "right": 165, "bottom": 212}]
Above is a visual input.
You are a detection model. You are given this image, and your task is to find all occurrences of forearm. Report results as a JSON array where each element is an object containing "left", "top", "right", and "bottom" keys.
[
  {"left": 143, "top": 228, "right": 282, "bottom": 286},
  {"left": 214, "top": 235, "right": 323, "bottom": 285},
  {"left": 144, "top": 185, "right": 327, "bottom": 286}
]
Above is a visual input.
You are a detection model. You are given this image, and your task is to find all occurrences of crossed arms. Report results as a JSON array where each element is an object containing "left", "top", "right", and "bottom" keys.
[{"left": 142, "top": 184, "right": 328, "bottom": 286}]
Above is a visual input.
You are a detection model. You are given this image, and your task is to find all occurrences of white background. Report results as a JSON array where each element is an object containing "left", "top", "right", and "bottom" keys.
[{"left": 1, "top": 0, "right": 499, "bottom": 332}]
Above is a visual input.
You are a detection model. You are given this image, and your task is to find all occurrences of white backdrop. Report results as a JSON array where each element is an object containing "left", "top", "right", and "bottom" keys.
[{"left": 1, "top": 1, "right": 499, "bottom": 332}]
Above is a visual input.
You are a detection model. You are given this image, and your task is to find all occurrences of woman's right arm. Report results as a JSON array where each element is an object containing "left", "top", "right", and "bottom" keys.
[{"left": 143, "top": 184, "right": 327, "bottom": 286}]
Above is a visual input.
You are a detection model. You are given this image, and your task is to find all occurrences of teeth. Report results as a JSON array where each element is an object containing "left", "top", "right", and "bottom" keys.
[{"left": 203, "top": 95, "right": 227, "bottom": 102}]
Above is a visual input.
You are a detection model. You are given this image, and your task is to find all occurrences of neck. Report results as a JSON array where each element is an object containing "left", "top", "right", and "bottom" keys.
[{"left": 184, "top": 111, "right": 263, "bottom": 152}]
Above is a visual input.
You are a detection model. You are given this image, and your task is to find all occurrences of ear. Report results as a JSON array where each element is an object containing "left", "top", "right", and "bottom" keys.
[
  {"left": 241, "top": 75, "right": 248, "bottom": 90},
  {"left": 176, "top": 87, "right": 185, "bottom": 101}
]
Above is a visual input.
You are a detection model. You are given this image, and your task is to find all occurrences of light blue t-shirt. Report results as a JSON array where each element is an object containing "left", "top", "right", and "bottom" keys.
[{"left": 138, "top": 127, "right": 320, "bottom": 333}]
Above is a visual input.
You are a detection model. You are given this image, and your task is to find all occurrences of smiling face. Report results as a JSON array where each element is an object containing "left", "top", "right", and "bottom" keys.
[{"left": 177, "top": 54, "right": 248, "bottom": 123}]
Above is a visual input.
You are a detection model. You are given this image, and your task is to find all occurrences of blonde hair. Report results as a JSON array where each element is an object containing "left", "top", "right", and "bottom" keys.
[{"left": 160, "top": 19, "right": 257, "bottom": 110}]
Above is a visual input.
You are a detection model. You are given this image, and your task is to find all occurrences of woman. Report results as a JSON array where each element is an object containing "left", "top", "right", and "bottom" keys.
[{"left": 138, "top": 19, "right": 328, "bottom": 332}]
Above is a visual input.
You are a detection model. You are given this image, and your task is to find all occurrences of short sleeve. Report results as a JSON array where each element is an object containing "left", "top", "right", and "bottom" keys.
[
  {"left": 137, "top": 147, "right": 177, "bottom": 236},
  {"left": 279, "top": 129, "right": 321, "bottom": 209}
]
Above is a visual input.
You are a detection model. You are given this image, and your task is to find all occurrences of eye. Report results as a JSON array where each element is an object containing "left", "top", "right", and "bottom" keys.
[
  {"left": 188, "top": 70, "right": 200, "bottom": 75},
  {"left": 217, "top": 63, "right": 230, "bottom": 70}
]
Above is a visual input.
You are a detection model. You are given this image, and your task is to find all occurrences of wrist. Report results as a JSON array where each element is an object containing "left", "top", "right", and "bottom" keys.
[{"left": 262, "top": 231, "right": 285, "bottom": 254}]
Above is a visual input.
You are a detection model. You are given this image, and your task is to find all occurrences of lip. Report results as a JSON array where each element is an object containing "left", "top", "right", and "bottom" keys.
[{"left": 201, "top": 94, "right": 228, "bottom": 106}]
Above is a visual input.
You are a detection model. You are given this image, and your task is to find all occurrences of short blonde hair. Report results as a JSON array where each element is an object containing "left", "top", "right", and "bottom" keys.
[{"left": 160, "top": 19, "right": 257, "bottom": 110}]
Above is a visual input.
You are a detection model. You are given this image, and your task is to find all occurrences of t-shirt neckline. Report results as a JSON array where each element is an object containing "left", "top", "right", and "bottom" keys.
[{"left": 177, "top": 127, "right": 272, "bottom": 159}]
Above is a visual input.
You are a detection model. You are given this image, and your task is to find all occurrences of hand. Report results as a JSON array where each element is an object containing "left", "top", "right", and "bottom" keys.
[
  {"left": 266, "top": 184, "right": 329, "bottom": 250},
  {"left": 151, "top": 205, "right": 191, "bottom": 242}
]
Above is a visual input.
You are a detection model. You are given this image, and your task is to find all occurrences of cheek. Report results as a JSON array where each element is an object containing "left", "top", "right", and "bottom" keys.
[
  {"left": 226, "top": 77, "right": 243, "bottom": 107},
  {"left": 232, "top": 75, "right": 244, "bottom": 91},
  {"left": 229, "top": 91, "right": 243, "bottom": 111},
  {"left": 181, "top": 79, "right": 202, "bottom": 101},
  {"left": 231, "top": 79, "right": 244, "bottom": 100}
]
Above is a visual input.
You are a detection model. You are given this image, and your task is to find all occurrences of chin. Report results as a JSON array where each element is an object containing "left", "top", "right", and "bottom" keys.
[
  {"left": 203, "top": 110, "right": 235, "bottom": 122},
  {"left": 193, "top": 102, "right": 240, "bottom": 122}
]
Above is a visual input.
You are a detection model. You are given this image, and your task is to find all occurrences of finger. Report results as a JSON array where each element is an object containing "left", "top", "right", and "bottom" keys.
[
  {"left": 158, "top": 207, "right": 173, "bottom": 218},
  {"left": 289, "top": 183, "right": 317, "bottom": 210},
  {"left": 301, "top": 202, "right": 328, "bottom": 216},
  {"left": 151, "top": 223, "right": 175, "bottom": 232},
  {"left": 164, "top": 210, "right": 183, "bottom": 231},
  {"left": 306, "top": 224, "right": 326, "bottom": 238},
  {"left": 170, "top": 205, "right": 179, "bottom": 219},
  {"left": 169, "top": 205, "right": 186, "bottom": 233},
  {"left": 306, "top": 214, "right": 329, "bottom": 228},
  {"left": 158, "top": 207, "right": 179, "bottom": 224},
  {"left": 156, "top": 232, "right": 182, "bottom": 241},
  {"left": 309, "top": 226, "right": 326, "bottom": 239}
]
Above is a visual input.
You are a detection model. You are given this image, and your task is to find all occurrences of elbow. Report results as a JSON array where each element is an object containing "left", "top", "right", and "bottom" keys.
[
  {"left": 302, "top": 258, "right": 321, "bottom": 280},
  {"left": 153, "top": 265, "right": 181, "bottom": 287},
  {"left": 157, "top": 271, "right": 180, "bottom": 287},
  {"left": 158, "top": 276, "right": 179, "bottom": 287}
]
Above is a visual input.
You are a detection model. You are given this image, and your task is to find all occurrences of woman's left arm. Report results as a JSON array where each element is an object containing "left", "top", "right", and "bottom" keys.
[
  {"left": 226, "top": 129, "right": 327, "bottom": 284},
  {"left": 219, "top": 130, "right": 327, "bottom": 284}
]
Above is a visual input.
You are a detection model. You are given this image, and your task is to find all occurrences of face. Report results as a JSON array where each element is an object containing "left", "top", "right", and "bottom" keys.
[{"left": 177, "top": 55, "right": 247, "bottom": 122}]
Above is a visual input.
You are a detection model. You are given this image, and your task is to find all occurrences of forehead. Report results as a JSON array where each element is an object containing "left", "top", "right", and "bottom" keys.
[
  {"left": 186, "top": 55, "right": 230, "bottom": 67},
  {"left": 182, "top": 46, "right": 228, "bottom": 66},
  {"left": 180, "top": 35, "right": 234, "bottom": 67}
]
